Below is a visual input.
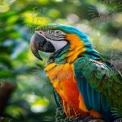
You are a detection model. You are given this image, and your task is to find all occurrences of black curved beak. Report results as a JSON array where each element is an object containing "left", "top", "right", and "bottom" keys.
[{"left": 30, "top": 33, "right": 55, "bottom": 60}]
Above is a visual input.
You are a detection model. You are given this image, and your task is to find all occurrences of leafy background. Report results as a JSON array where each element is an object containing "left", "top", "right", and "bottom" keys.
[{"left": 0, "top": 0, "right": 122, "bottom": 122}]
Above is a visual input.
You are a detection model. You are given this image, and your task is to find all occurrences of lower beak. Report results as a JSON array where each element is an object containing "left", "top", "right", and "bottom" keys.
[{"left": 30, "top": 33, "right": 55, "bottom": 60}]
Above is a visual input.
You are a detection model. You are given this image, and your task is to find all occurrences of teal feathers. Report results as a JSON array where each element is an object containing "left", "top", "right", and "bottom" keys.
[{"left": 74, "top": 57, "right": 122, "bottom": 121}]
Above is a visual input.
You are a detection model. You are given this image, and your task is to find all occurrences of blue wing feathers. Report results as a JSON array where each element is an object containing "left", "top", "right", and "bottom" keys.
[
  {"left": 77, "top": 74, "right": 91, "bottom": 110},
  {"left": 73, "top": 57, "right": 120, "bottom": 121}
]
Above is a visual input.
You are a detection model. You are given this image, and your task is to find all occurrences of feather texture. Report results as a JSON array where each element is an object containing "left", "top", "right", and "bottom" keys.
[{"left": 74, "top": 57, "right": 122, "bottom": 121}]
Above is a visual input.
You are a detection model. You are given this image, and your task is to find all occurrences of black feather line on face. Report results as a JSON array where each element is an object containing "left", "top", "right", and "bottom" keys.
[{"left": 38, "top": 28, "right": 66, "bottom": 42}]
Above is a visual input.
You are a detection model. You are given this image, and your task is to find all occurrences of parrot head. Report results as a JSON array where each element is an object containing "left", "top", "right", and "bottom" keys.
[{"left": 30, "top": 24, "right": 100, "bottom": 62}]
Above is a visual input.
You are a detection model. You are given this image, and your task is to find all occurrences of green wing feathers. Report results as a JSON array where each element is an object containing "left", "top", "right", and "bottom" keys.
[{"left": 75, "top": 57, "right": 122, "bottom": 117}]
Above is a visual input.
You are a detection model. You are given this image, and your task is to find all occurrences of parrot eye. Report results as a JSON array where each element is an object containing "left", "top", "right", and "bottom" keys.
[
  {"left": 44, "top": 30, "right": 66, "bottom": 41},
  {"left": 45, "top": 30, "right": 65, "bottom": 36},
  {"left": 55, "top": 30, "right": 61, "bottom": 35},
  {"left": 39, "top": 31, "right": 43, "bottom": 34},
  {"left": 54, "top": 30, "right": 65, "bottom": 36}
]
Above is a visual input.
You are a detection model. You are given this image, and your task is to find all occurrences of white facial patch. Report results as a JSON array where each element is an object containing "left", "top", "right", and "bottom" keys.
[
  {"left": 35, "top": 31, "right": 67, "bottom": 52},
  {"left": 46, "top": 38, "right": 67, "bottom": 52}
]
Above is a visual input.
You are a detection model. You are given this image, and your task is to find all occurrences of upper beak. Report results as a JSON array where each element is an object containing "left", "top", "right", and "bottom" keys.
[{"left": 30, "top": 32, "right": 55, "bottom": 60}]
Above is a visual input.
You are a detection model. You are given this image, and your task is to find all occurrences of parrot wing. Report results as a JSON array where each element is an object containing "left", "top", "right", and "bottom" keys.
[
  {"left": 53, "top": 89, "right": 67, "bottom": 118},
  {"left": 74, "top": 57, "right": 122, "bottom": 120},
  {"left": 53, "top": 88, "right": 63, "bottom": 108}
]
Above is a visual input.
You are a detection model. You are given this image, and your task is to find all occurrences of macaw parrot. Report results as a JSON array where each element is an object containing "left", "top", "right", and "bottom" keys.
[{"left": 30, "top": 24, "right": 122, "bottom": 122}]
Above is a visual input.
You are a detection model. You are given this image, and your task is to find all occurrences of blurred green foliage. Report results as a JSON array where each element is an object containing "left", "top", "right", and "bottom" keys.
[{"left": 0, "top": 0, "right": 122, "bottom": 122}]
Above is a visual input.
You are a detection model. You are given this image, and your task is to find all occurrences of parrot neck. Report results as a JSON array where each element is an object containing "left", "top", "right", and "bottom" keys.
[
  {"left": 47, "top": 44, "right": 70, "bottom": 64},
  {"left": 47, "top": 34, "right": 102, "bottom": 64},
  {"left": 47, "top": 45, "right": 102, "bottom": 64},
  {"left": 47, "top": 44, "right": 86, "bottom": 64},
  {"left": 83, "top": 47, "right": 102, "bottom": 60}
]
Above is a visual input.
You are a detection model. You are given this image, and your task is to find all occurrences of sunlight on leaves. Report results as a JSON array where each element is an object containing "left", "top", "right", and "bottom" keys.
[
  {"left": 23, "top": 11, "right": 51, "bottom": 25},
  {"left": 6, "top": 105, "right": 27, "bottom": 117},
  {"left": 0, "top": 3, "right": 9, "bottom": 13},
  {"left": 25, "top": 94, "right": 49, "bottom": 113}
]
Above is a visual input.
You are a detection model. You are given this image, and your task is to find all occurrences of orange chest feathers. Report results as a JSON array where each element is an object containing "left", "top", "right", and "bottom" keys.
[{"left": 44, "top": 63, "right": 89, "bottom": 117}]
